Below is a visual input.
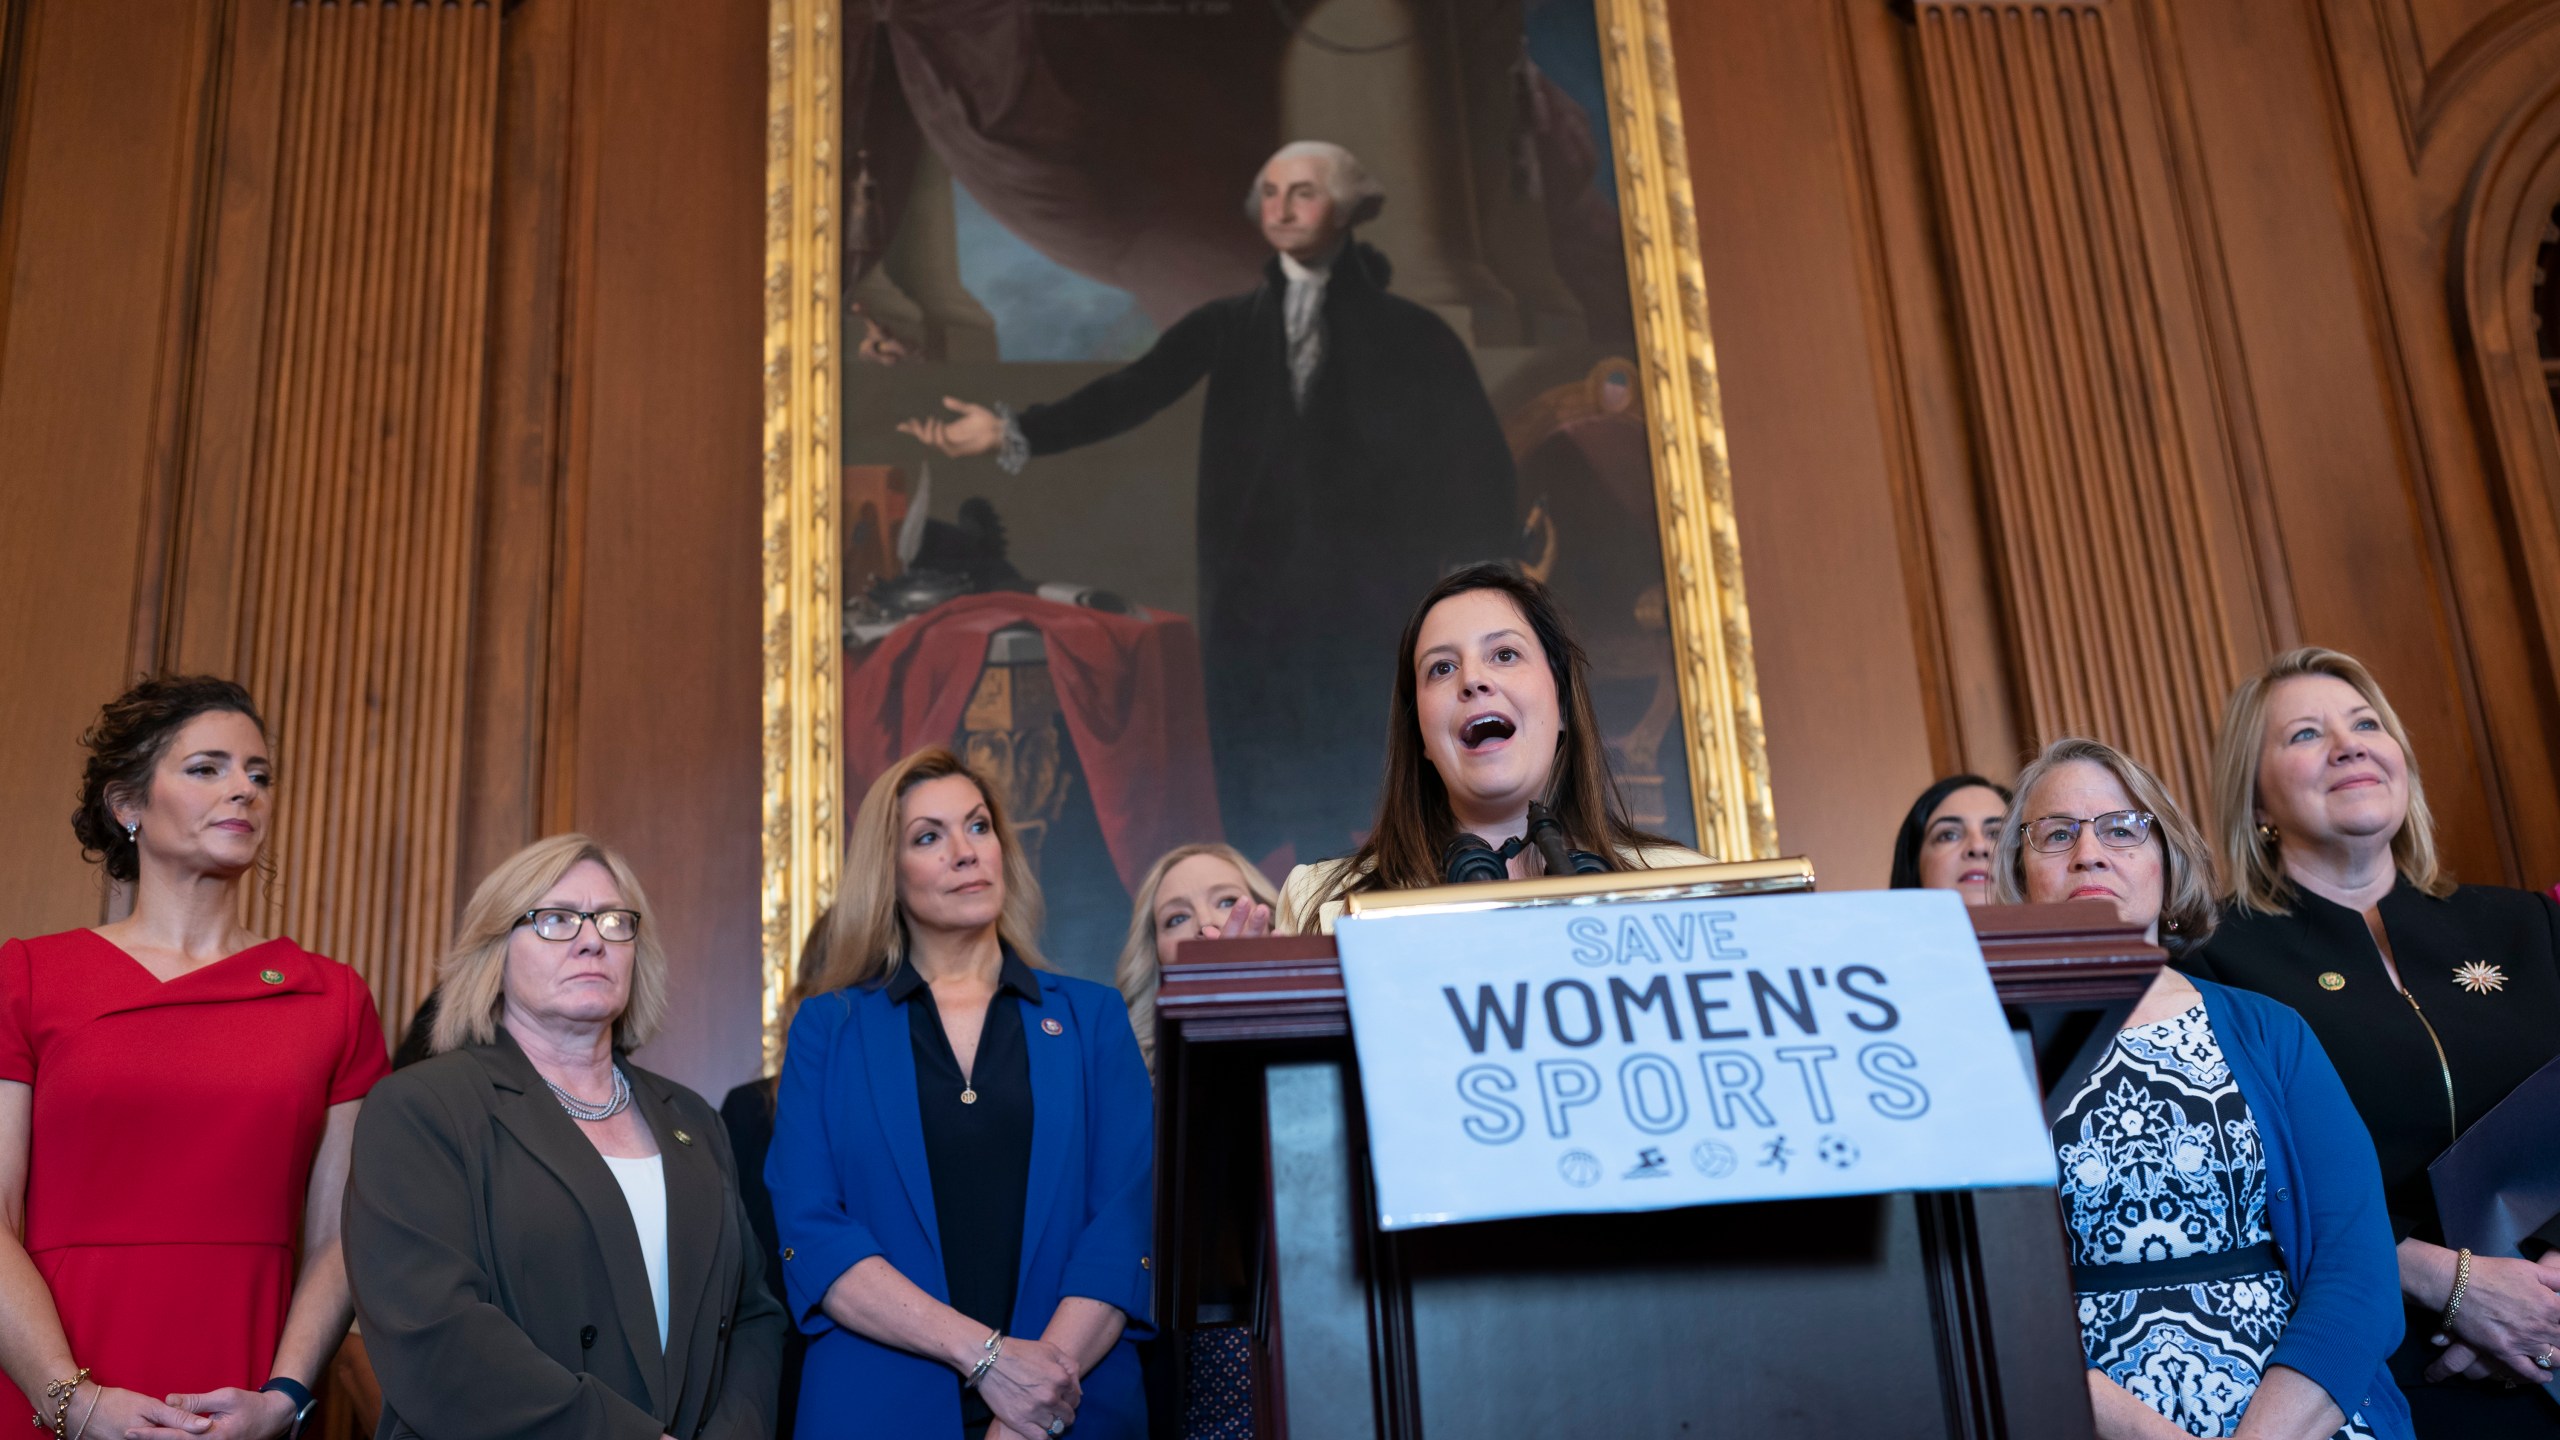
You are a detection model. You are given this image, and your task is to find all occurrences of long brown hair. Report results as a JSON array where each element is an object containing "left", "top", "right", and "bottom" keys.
[
  {"left": 794, "top": 748, "right": 1047, "bottom": 1019},
  {"left": 1317, "top": 564, "right": 1674, "bottom": 905},
  {"left": 2211, "top": 646, "right": 2450, "bottom": 913}
]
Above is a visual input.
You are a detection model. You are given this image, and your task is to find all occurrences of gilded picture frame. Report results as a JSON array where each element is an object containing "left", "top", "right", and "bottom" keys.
[{"left": 759, "top": 0, "right": 1773, "bottom": 1062}]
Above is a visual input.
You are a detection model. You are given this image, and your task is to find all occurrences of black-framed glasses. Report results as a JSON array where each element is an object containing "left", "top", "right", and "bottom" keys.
[
  {"left": 514, "top": 907, "right": 641, "bottom": 943},
  {"left": 2023, "top": 810, "right": 2155, "bottom": 854}
]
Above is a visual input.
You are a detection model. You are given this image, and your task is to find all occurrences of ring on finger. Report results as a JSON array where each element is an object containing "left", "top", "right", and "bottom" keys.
[
  {"left": 1046, "top": 1421, "right": 1066, "bottom": 1438},
  {"left": 2536, "top": 1346, "right": 2556, "bottom": 1371}
]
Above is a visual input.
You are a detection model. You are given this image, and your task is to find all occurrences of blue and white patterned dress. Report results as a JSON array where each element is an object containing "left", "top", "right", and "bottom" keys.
[{"left": 2053, "top": 1003, "right": 2375, "bottom": 1439}]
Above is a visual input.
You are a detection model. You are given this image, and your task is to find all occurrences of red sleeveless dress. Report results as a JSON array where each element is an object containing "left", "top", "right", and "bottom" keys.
[{"left": 0, "top": 931, "right": 389, "bottom": 1396}]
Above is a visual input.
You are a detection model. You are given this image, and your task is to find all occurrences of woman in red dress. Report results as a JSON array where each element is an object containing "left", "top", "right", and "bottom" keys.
[{"left": 0, "top": 677, "right": 389, "bottom": 1440}]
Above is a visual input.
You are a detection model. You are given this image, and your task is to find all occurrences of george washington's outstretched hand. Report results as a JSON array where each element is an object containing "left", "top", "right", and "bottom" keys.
[{"left": 897, "top": 397, "right": 1003, "bottom": 457}]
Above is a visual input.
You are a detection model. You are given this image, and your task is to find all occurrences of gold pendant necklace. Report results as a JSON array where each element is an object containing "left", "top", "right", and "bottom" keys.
[{"left": 961, "top": 1086, "right": 978, "bottom": 1104}]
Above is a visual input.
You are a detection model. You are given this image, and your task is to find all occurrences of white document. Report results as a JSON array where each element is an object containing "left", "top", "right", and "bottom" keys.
[{"left": 1334, "top": 888, "right": 2058, "bottom": 1230}]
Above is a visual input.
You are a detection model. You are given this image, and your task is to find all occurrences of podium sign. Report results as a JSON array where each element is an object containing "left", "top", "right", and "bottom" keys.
[{"left": 1336, "top": 888, "right": 2057, "bottom": 1229}]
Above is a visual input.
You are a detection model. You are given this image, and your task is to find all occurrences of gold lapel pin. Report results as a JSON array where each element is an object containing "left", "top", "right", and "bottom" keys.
[
  {"left": 673, "top": 1129, "right": 693, "bottom": 1145},
  {"left": 2316, "top": 972, "right": 2345, "bottom": 992},
  {"left": 260, "top": 969, "right": 285, "bottom": 985}
]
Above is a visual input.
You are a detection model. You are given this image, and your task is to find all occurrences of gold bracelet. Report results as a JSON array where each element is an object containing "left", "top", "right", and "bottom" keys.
[
  {"left": 65, "top": 1387, "right": 99, "bottom": 1440},
  {"left": 2434, "top": 1247, "right": 2475, "bottom": 1344},
  {"left": 37, "top": 1370, "right": 89, "bottom": 1440}
]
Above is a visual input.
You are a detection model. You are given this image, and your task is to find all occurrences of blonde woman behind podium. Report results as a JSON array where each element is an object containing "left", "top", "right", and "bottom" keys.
[
  {"left": 1113, "top": 844, "right": 1278, "bottom": 1072},
  {"left": 1999, "top": 738, "right": 2408, "bottom": 1440},
  {"left": 1235, "top": 563, "right": 1704, "bottom": 935}
]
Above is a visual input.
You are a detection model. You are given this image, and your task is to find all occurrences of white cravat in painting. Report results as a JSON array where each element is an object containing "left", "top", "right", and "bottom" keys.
[{"left": 1279, "top": 248, "right": 1332, "bottom": 411}]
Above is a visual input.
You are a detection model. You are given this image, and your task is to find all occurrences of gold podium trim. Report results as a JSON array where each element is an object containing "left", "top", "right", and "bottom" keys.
[{"left": 1343, "top": 857, "right": 1816, "bottom": 919}]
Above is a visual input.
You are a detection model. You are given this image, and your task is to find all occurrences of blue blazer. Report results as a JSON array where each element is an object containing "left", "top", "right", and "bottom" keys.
[
  {"left": 768, "top": 966, "right": 1155, "bottom": 1437},
  {"left": 2190, "top": 975, "right": 2414, "bottom": 1440}
]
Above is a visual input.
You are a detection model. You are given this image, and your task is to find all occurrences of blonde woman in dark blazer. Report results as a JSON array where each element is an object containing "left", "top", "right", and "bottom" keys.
[{"left": 344, "top": 834, "right": 784, "bottom": 1439}]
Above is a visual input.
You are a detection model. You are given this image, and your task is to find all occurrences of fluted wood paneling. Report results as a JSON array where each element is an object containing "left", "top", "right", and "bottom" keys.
[
  {"left": 228, "top": 0, "right": 499, "bottom": 1034},
  {"left": 1909, "top": 0, "right": 2242, "bottom": 806}
]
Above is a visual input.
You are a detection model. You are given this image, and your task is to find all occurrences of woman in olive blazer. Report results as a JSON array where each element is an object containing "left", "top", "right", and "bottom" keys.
[{"left": 345, "top": 837, "right": 784, "bottom": 1439}]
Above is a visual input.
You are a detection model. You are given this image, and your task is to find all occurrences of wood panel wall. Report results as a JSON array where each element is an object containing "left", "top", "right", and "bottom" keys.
[
  {"left": 200, "top": 0, "right": 500, "bottom": 1043},
  {"left": 1906, "top": 1, "right": 2258, "bottom": 809},
  {"left": 1684, "top": 0, "right": 2560, "bottom": 896},
  {"left": 5, "top": 0, "right": 2560, "bottom": 1093}
]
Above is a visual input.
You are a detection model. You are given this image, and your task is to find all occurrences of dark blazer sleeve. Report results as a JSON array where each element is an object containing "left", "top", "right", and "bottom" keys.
[
  {"left": 767, "top": 995, "right": 892, "bottom": 1332},
  {"left": 698, "top": 1094, "right": 788, "bottom": 1440},
  {"left": 1057, "top": 986, "right": 1157, "bottom": 1336},
  {"left": 2526, "top": 894, "right": 2560, "bottom": 1254},
  {"left": 1016, "top": 302, "right": 1226, "bottom": 457},
  {"left": 343, "top": 1072, "right": 663, "bottom": 1440},
  {"left": 2253, "top": 999, "right": 2405, "bottom": 1420}
]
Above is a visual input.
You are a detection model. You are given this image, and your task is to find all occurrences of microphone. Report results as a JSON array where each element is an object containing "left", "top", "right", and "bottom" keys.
[
  {"left": 1526, "top": 802, "right": 1610, "bottom": 876},
  {"left": 1441, "top": 833, "right": 1514, "bottom": 885}
]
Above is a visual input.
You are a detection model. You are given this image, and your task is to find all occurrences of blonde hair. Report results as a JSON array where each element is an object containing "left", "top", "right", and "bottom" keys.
[
  {"left": 2212, "top": 646, "right": 2449, "bottom": 914},
  {"left": 1995, "top": 737, "right": 2220, "bottom": 952},
  {"left": 432, "top": 833, "right": 669, "bottom": 1054},
  {"left": 796, "top": 748, "right": 1046, "bottom": 1013},
  {"left": 1113, "top": 843, "right": 1278, "bottom": 1069}
]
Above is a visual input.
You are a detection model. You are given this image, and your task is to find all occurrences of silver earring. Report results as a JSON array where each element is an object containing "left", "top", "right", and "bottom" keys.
[{"left": 123, "top": 820, "right": 138, "bottom": 840}]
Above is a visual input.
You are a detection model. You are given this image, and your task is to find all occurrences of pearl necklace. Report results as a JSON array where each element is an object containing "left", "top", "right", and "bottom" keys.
[{"left": 546, "top": 1064, "right": 632, "bottom": 1122}]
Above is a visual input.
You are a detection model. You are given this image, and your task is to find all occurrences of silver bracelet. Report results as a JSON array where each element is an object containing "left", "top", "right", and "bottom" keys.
[{"left": 964, "top": 1329, "right": 1005, "bottom": 1389}]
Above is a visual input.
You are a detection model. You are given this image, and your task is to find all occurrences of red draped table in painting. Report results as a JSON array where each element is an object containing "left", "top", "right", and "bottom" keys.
[
  {"left": 1152, "top": 900, "right": 2159, "bottom": 1439},
  {"left": 843, "top": 592, "right": 1221, "bottom": 897}
]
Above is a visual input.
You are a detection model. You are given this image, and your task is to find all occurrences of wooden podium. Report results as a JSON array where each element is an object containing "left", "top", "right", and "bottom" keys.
[{"left": 1152, "top": 891, "right": 2159, "bottom": 1439}]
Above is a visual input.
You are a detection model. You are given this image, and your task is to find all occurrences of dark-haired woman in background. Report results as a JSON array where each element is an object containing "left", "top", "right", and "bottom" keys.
[
  {"left": 769, "top": 747, "right": 1153, "bottom": 1438},
  {"left": 720, "top": 911, "right": 836, "bottom": 1440},
  {"left": 1267, "top": 563, "right": 1707, "bottom": 933},
  {"left": 2184, "top": 648, "right": 2560, "bottom": 1435},
  {"left": 0, "top": 677, "right": 389, "bottom": 1440},
  {"left": 1888, "top": 774, "right": 2012, "bottom": 904}
]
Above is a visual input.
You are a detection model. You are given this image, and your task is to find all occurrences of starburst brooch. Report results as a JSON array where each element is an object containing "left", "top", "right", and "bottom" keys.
[{"left": 2452, "top": 961, "right": 2507, "bottom": 995}]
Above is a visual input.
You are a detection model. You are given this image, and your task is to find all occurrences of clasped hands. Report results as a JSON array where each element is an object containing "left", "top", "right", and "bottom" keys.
[
  {"left": 973, "top": 1333, "right": 1082, "bottom": 1440},
  {"left": 2427, "top": 1248, "right": 2560, "bottom": 1387},
  {"left": 75, "top": 1383, "right": 295, "bottom": 1440}
]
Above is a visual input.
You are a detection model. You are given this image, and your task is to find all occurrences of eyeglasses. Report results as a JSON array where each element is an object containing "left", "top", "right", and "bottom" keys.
[
  {"left": 2022, "top": 810, "right": 2156, "bottom": 854},
  {"left": 514, "top": 907, "right": 642, "bottom": 943}
]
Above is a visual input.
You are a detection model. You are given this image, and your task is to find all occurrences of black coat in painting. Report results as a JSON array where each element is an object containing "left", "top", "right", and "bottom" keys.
[{"left": 1016, "top": 242, "right": 1517, "bottom": 863}]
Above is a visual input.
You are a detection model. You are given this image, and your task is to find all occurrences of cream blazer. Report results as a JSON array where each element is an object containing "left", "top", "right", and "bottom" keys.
[{"left": 1275, "top": 840, "right": 1714, "bottom": 935}]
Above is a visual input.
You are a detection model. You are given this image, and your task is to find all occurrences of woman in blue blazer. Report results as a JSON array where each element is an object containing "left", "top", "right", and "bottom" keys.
[
  {"left": 769, "top": 747, "right": 1154, "bottom": 1440},
  {"left": 2000, "top": 738, "right": 2412, "bottom": 1440}
]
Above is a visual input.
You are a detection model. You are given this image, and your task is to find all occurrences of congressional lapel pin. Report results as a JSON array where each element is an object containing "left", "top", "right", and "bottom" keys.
[
  {"left": 2452, "top": 961, "right": 2507, "bottom": 995},
  {"left": 673, "top": 1129, "right": 693, "bottom": 1145},
  {"left": 1041, "top": 1017, "right": 1064, "bottom": 1036},
  {"left": 260, "top": 968, "right": 285, "bottom": 985},
  {"left": 2316, "top": 971, "right": 2346, "bottom": 991}
]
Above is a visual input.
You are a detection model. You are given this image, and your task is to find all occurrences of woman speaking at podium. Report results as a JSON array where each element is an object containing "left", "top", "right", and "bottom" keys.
[
  {"left": 2002, "top": 738, "right": 2410, "bottom": 1440},
  {"left": 1261, "top": 563, "right": 1707, "bottom": 934}
]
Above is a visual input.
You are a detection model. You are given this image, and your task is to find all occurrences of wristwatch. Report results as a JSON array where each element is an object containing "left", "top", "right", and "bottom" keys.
[{"left": 258, "top": 1378, "right": 315, "bottom": 1440}]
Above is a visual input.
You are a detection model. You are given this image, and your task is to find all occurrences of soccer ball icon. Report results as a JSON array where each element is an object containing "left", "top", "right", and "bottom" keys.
[
  {"left": 1816, "top": 1135, "right": 1860, "bottom": 1169},
  {"left": 1690, "top": 1141, "right": 1738, "bottom": 1178},
  {"left": 1557, "top": 1150, "right": 1603, "bottom": 1188}
]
